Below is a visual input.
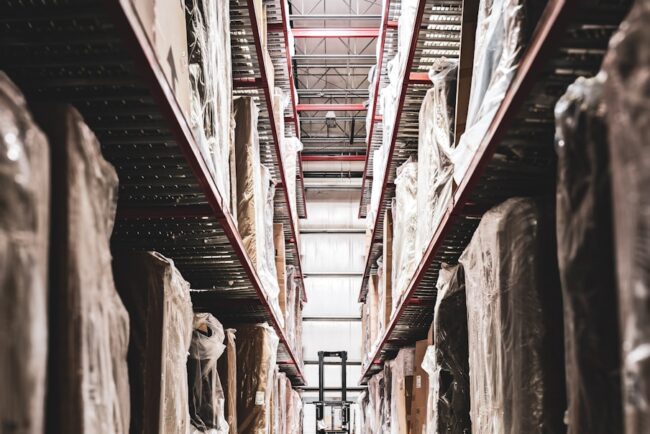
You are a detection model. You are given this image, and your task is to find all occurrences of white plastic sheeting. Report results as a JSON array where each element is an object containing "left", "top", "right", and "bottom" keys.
[
  {"left": 282, "top": 136, "right": 304, "bottom": 223},
  {"left": 390, "top": 347, "right": 415, "bottom": 434},
  {"left": 453, "top": 0, "right": 533, "bottom": 183},
  {"left": 260, "top": 165, "right": 283, "bottom": 325},
  {"left": 189, "top": 313, "right": 229, "bottom": 434},
  {"left": 391, "top": 158, "right": 418, "bottom": 312},
  {"left": 0, "top": 72, "right": 49, "bottom": 434},
  {"left": 421, "top": 345, "right": 437, "bottom": 434},
  {"left": 187, "top": 0, "right": 233, "bottom": 212},
  {"left": 415, "top": 60, "right": 457, "bottom": 257},
  {"left": 367, "top": 142, "right": 388, "bottom": 229}
]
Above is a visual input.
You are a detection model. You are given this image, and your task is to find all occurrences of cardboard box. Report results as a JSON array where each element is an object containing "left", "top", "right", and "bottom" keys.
[
  {"left": 129, "top": 0, "right": 191, "bottom": 119},
  {"left": 410, "top": 340, "right": 430, "bottom": 434},
  {"left": 427, "top": 320, "right": 434, "bottom": 345}
]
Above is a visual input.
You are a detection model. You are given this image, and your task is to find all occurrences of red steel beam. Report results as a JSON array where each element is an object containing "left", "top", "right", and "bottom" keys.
[
  {"left": 408, "top": 72, "right": 431, "bottom": 85},
  {"left": 302, "top": 155, "right": 366, "bottom": 162},
  {"left": 358, "top": 0, "right": 391, "bottom": 219},
  {"left": 291, "top": 27, "right": 380, "bottom": 38},
  {"left": 359, "top": 0, "right": 578, "bottom": 385},
  {"left": 297, "top": 103, "right": 366, "bottom": 111}
]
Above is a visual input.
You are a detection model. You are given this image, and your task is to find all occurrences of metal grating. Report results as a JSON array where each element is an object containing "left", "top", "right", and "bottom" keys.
[
  {"left": 0, "top": 0, "right": 305, "bottom": 384},
  {"left": 359, "top": 0, "right": 631, "bottom": 384}
]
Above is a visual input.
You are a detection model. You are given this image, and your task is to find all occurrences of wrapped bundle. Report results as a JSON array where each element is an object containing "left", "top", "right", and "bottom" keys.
[
  {"left": 218, "top": 328, "right": 238, "bottom": 434},
  {"left": 382, "top": 361, "right": 394, "bottom": 434},
  {"left": 41, "top": 104, "right": 130, "bottom": 434},
  {"left": 114, "top": 252, "right": 194, "bottom": 434},
  {"left": 0, "top": 73, "right": 49, "bottom": 434},
  {"left": 380, "top": 85, "right": 397, "bottom": 166},
  {"left": 286, "top": 265, "right": 297, "bottom": 348},
  {"left": 602, "top": 5, "right": 650, "bottom": 431},
  {"left": 236, "top": 323, "right": 279, "bottom": 434},
  {"left": 367, "top": 142, "right": 388, "bottom": 228},
  {"left": 554, "top": 75, "right": 622, "bottom": 433},
  {"left": 453, "top": 0, "right": 545, "bottom": 183},
  {"left": 365, "top": 66, "right": 377, "bottom": 142},
  {"left": 260, "top": 165, "right": 283, "bottom": 325},
  {"left": 423, "top": 264, "right": 471, "bottom": 434},
  {"left": 367, "top": 372, "right": 386, "bottom": 434},
  {"left": 389, "top": 347, "right": 415, "bottom": 434},
  {"left": 188, "top": 313, "right": 229, "bottom": 434},
  {"left": 386, "top": 0, "right": 419, "bottom": 87},
  {"left": 282, "top": 137, "right": 304, "bottom": 223},
  {"left": 458, "top": 198, "right": 565, "bottom": 434},
  {"left": 416, "top": 59, "right": 457, "bottom": 256},
  {"left": 391, "top": 158, "right": 418, "bottom": 310},
  {"left": 276, "top": 372, "right": 288, "bottom": 434},
  {"left": 186, "top": 0, "right": 234, "bottom": 211}
]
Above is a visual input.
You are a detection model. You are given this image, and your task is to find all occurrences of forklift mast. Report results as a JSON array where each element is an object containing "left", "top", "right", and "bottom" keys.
[{"left": 314, "top": 351, "right": 352, "bottom": 434}]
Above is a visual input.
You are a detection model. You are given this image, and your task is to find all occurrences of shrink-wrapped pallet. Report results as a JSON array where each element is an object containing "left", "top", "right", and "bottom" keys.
[
  {"left": 114, "top": 252, "right": 194, "bottom": 434},
  {"left": 391, "top": 158, "right": 418, "bottom": 311},
  {"left": 554, "top": 75, "right": 622, "bottom": 434},
  {"left": 218, "top": 328, "right": 238, "bottom": 434},
  {"left": 286, "top": 389, "right": 303, "bottom": 434},
  {"left": 389, "top": 347, "right": 415, "bottom": 434},
  {"left": 236, "top": 323, "right": 279, "bottom": 434},
  {"left": 282, "top": 136, "right": 304, "bottom": 223},
  {"left": 260, "top": 165, "right": 283, "bottom": 324},
  {"left": 368, "top": 372, "right": 385, "bottom": 434},
  {"left": 186, "top": 0, "right": 234, "bottom": 212},
  {"left": 416, "top": 60, "right": 457, "bottom": 256},
  {"left": 286, "top": 265, "right": 297, "bottom": 348},
  {"left": 365, "top": 66, "right": 377, "bottom": 142},
  {"left": 368, "top": 142, "right": 388, "bottom": 228},
  {"left": 453, "top": 0, "right": 545, "bottom": 183},
  {"left": 423, "top": 264, "right": 471, "bottom": 434},
  {"left": 0, "top": 72, "right": 49, "bottom": 434},
  {"left": 603, "top": 5, "right": 650, "bottom": 430},
  {"left": 382, "top": 360, "right": 393, "bottom": 434},
  {"left": 458, "top": 198, "right": 565, "bottom": 434},
  {"left": 41, "top": 104, "right": 130, "bottom": 434},
  {"left": 276, "top": 372, "right": 288, "bottom": 434},
  {"left": 188, "top": 313, "right": 229, "bottom": 434}
]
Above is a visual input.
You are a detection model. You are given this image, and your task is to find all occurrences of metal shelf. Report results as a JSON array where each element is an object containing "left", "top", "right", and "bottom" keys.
[
  {"left": 358, "top": 0, "right": 630, "bottom": 384},
  {"left": 0, "top": 0, "right": 305, "bottom": 385}
]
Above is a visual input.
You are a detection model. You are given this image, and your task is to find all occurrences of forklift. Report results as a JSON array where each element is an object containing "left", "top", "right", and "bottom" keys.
[{"left": 312, "top": 351, "right": 353, "bottom": 434}]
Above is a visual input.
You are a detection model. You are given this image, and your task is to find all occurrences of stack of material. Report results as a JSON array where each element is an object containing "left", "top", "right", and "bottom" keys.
[
  {"left": 282, "top": 136, "right": 304, "bottom": 225},
  {"left": 0, "top": 73, "right": 49, "bottom": 434},
  {"left": 416, "top": 60, "right": 457, "bottom": 257},
  {"left": 218, "top": 328, "right": 238, "bottom": 434},
  {"left": 286, "top": 387, "right": 303, "bottom": 434},
  {"left": 186, "top": 0, "right": 234, "bottom": 214},
  {"left": 42, "top": 104, "right": 131, "bottom": 434},
  {"left": 188, "top": 313, "right": 229, "bottom": 434},
  {"left": 410, "top": 340, "right": 430, "bottom": 434},
  {"left": 391, "top": 158, "right": 418, "bottom": 311},
  {"left": 423, "top": 264, "right": 471, "bottom": 434},
  {"left": 555, "top": 75, "right": 622, "bottom": 433},
  {"left": 367, "top": 142, "right": 388, "bottom": 228},
  {"left": 365, "top": 65, "right": 377, "bottom": 142},
  {"left": 367, "top": 372, "right": 386, "bottom": 434},
  {"left": 459, "top": 198, "right": 565, "bottom": 434},
  {"left": 114, "top": 251, "right": 194, "bottom": 434},
  {"left": 382, "top": 361, "right": 393, "bottom": 434},
  {"left": 603, "top": 6, "right": 650, "bottom": 430},
  {"left": 233, "top": 97, "right": 283, "bottom": 324},
  {"left": 389, "top": 347, "right": 415, "bottom": 434},
  {"left": 236, "top": 323, "right": 279, "bottom": 434},
  {"left": 453, "top": 0, "right": 545, "bottom": 182},
  {"left": 252, "top": 0, "right": 274, "bottom": 93}
]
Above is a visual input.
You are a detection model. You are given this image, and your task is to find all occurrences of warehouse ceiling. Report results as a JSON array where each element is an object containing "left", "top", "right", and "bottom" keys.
[{"left": 289, "top": 0, "right": 381, "bottom": 181}]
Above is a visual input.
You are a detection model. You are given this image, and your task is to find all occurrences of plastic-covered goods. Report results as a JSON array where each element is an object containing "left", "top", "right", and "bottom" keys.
[
  {"left": 286, "top": 389, "right": 303, "bottom": 434},
  {"left": 0, "top": 72, "right": 49, "bottom": 434},
  {"left": 380, "top": 84, "right": 397, "bottom": 167},
  {"left": 365, "top": 65, "right": 377, "bottom": 142},
  {"left": 458, "top": 198, "right": 565, "bottom": 434},
  {"left": 235, "top": 323, "right": 280, "bottom": 434},
  {"left": 382, "top": 360, "right": 394, "bottom": 434},
  {"left": 186, "top": 0, "right": 234, "bottom": 212},
  {"left": 424, "top": 264, "right": 471, "bottom": 434},
  {"left": 453, "top": 0, "right": 544, "bottom": 183},
  {"left": 367, "top": 372, "right": 385, "bottom": 434},
  {"left": 602, "top": 5, "right": 650, "bottom": 430},
  {"left": 218, "top": 328, "right": 238, "bottom": 434},
  {"left": 416, "top": 60, "right": 457, "bottom": 257},
  {"left": 286, "top": 265, "right": 297, "bottom": 348},
  {"left": 282, "top": 136, "right": 304, "bottom": 224},
  {"left": 386, "top": 0, "right": 419, "bottom": 88},
  {"left": 39, "top": 104, "right": 130, "bottom": 434},
  {"left": 260, "top": 165, "right": 283, "bottom": 325},
  {"left": 368, "top": 142, "right": 388, "bottom": 228},
  {"left": 554, "top": 75, "right": 622, "bottom": 434},
  {"left": 188, "top": 313, "right": 229, "bottom": 434},
  {"left": 114, "top": 251, "right": 194, "bottom": 434},
  {"left": 389, "top": 347, "right": 415, "bottom": 434},
  {"left": 276, "top": 372, "right": 288, "bottom": 434},
  {"left": 391, "top": 157, "right": 418, "bottom": 311}
]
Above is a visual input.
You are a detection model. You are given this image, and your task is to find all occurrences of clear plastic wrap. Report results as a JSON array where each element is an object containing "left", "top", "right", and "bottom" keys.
[
  {"left": 554, "top": 75, "right": 622, "bottom": 434},
  {"left": 114, "top": 251, "right": 194, "bottom": 434},
  {"left": 367, "top": 372, "right": 385, "bottom": 434},
  {"left": 424, "top": 264, "right": 471, "bottom": 434},
  {"left": 367, "top": 142, "right": 388, "bottom": 228},
  {"left": 235, "top": 323, "right": 280, "bottom": 434},
  {"left": 260, "top": 165, "right": 283, "bottom": 325},
  {"left": 218, "top": 328, "right": 238, "bottom": 434},
  {"left": 189, "top": 313, "right": 229, "bottom": 434},
  {"left": 286, "top": 265, "right": 297, "bottom": 348},
  {"left": 186, "top": 0, "right": 233, "bottom": 211},
  {"left": 39, "top": 104, "right": 131, "bottom": 434},
  {"left": 287, "top": 389, "right": 303, "bottom": 434},
  {"left": 458, "top": 198, "right": 565, "bottom": 434},
  {"left": 386, "top": 0, "right": 419, "bottom": 88},
  {"left": 376, "top": 256, "right": 387, "bottom": 336},
  {"left": 282, "top": 137, "right": 303, "bottom": 224},
  {"left": 276, "top": 372, "right": 288, "bottom": 434},
  {"left": 602, "top": 5, "right": 650, "bottom": 430},
  {"left": 391, "top": 157, "right": 418, "bottom": 311},
  {"left": 453, "top": 0, "right": 543, "bottom": 183},
  {"left": 389, "top": 347, "right": 415, "bottom": 434},
  {"left": 0, "top": 72, "right": 49, "bottom": 434},
  {"left": 382, "top": 360, "right": 393, "bottom": 434},
  {"left": 415, "top": 59, "right": 457, "bottom": 257},
  {"left": 365, "top": 65, "right": 377, "bottom": 142}
]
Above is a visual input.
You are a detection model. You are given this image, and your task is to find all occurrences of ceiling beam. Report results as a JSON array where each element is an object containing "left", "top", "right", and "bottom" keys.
[
  {"left": 297, "top": 103, "right": 366, "bottom": 111},
  {"left": 291, "top": 28, "right": 380, "bottom": 38}
]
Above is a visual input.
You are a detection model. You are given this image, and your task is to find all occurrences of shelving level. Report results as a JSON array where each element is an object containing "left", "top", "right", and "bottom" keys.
[
  {"left": 0, "top": 0, "right": 305, "bottom": 385},
  {"left": 358, "top": 0, "right": 630, "bottom": 384}
]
